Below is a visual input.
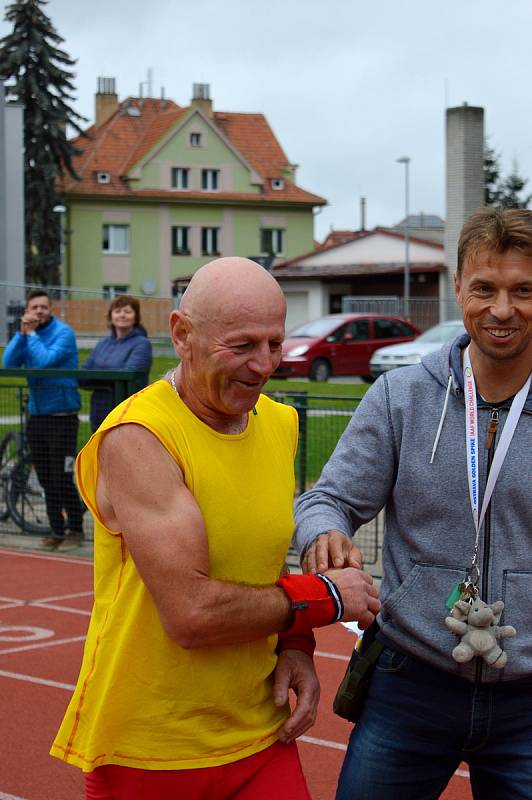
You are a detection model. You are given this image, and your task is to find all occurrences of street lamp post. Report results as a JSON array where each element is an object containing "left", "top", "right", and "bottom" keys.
[
  {"left": 52, "top": 204, "right": 67, "bottom": 319},
  {"left": 52, "top": 204, "right": 67, "bottom": 286},
  {"left": 396, "top": 156, "right": 410, "bottom": 319}
]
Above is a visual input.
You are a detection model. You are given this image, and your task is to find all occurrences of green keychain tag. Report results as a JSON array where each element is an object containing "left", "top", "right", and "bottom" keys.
[{"left": 445, "top": 584, "right": 461, "bottom": 611}]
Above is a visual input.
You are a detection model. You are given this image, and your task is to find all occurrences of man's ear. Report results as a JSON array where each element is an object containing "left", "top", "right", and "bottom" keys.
[
  {"left": 453, "top": 271, "right": 462, "bottom": 306},
  {"left": 169, "top": 310, "right": 192, "bottom": 358}
]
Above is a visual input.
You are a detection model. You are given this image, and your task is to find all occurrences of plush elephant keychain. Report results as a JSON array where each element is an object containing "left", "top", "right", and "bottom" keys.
[{"left": 445, "top": 598, "right": 516, "bottom": 669}]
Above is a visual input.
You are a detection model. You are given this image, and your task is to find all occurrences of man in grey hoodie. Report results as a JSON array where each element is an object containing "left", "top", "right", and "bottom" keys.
[{"left": 294, "top": 207, "right": 532, "bottom": 800}]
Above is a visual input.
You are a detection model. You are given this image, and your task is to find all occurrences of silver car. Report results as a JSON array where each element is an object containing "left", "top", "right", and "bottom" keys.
[{"left": 369, "top": 320, "right": 466, "bottom": 378}]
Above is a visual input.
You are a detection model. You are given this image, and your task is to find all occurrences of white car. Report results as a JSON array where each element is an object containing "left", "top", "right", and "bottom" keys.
[{"left": 369, "top": 320, "right": 466, "bottom": 378}]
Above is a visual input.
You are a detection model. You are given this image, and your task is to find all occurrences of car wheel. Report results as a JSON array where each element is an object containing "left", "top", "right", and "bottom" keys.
[{"left": 309, "top": 359, "right": 331, "bottom": 382}]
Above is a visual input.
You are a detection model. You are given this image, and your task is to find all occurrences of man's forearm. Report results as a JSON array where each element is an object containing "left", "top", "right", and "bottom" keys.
[
  {"left": 158, "top": 566, "right": 378, "bottom": 649},
  {"left": 159, "top": 577, "right": 293, "bottom": 648}
]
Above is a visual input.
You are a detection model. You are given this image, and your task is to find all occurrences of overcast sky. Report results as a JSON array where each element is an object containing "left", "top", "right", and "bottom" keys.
[{"left": 2, "top": 0, "right": 532, "bottom": 241}]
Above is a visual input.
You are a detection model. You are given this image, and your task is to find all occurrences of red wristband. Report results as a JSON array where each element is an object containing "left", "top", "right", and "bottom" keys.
[
  {"left": 276, "top": 629, "right": 316, "bottom": 658},
  {"left": 276, "top": 573, "right": 341, "bottom": 636}
]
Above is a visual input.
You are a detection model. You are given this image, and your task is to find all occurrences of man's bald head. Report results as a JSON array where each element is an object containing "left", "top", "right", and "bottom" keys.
[
  {"left": 169, "top": 257, "right": 287, "bottom": 428},
  {"left": 179, "top": 257, "right": 285, "bottom": 326}
]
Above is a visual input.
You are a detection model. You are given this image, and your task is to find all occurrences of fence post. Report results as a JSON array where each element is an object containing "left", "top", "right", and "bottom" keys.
[{"left": 295, "top": 393, "right": 308, "bottom": 495}]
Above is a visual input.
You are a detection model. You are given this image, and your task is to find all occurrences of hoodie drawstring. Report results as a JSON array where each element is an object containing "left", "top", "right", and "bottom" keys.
[{"left": 430, "top": 374, "right": 453, "bottom": 464}]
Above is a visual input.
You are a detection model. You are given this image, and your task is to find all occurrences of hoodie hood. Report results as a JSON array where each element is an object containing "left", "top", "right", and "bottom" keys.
[
  {"left": 421, "top": 333, "right": 532, "bottom": 413},
  {"left": 420, "top": 333, "right": 532, "bottom": 464}
]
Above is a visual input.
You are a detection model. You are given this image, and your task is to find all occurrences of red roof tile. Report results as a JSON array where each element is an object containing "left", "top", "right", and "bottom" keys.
[{"left": 63, "top": 97, "right": 325, "bottom": 207}]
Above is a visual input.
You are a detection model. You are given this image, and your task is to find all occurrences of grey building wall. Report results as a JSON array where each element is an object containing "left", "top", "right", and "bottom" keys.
[
  {"left": 0, "top": 81, "right": 25, "bottom": 343},
  {"left": 442, "top": 104, "right": 484, "bottom": 320}
]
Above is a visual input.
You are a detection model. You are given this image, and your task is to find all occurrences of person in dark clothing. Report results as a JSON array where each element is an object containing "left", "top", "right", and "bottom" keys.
[
  {"left": 82, "top": 295, "right": 153, "bottom": 432},
  {"left": 2, "top": 289, "right": 84, "bottom": 550}
]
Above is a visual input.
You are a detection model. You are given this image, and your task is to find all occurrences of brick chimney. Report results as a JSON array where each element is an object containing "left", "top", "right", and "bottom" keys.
[
  {"left": 190, "top": 83, "right": 213, "bottom": 118},
  {"left": 95, "top": 77, "right": 119, "bottom": 127}
]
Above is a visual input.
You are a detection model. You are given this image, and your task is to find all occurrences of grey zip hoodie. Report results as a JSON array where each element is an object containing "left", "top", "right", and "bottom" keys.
[{"left": 294, "top": 334, "right": 532, "bottom": 683}]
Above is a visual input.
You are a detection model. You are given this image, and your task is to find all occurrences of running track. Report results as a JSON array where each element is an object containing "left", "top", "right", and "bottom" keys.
[{"left": 0, "top": 548, "right": 473, "bottom": 800}]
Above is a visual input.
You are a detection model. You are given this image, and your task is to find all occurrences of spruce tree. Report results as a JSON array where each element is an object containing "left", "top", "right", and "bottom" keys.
[
  {"left": 484, "top": 141, "right": 531, "bottom": 210},
  {"left": 0, "top": 0, "right": 86, "bottom": 285},
  {"left": 497, "top": 161, "right": 532, "bottom": 209},
  {"left": 484, "top": 142, "right": 502, "bottom": 207}
]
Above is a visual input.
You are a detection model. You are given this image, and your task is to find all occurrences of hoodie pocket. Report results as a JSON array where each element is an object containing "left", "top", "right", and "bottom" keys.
[
  {"left": 500, "top": 570, "right": 532, "bottom": 679},
  {"left": 381, "top": 562, "right": 468, "bottom": 656}
]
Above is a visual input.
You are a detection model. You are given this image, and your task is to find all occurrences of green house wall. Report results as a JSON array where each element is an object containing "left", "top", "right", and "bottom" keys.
[{"left": 67, "top": 200, "right": 315, "bottom": 296}]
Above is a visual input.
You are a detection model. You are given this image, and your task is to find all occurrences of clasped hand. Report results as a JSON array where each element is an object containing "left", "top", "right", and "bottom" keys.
[{"left": 303, "top": 530, "right": 381, "bottom": 631}]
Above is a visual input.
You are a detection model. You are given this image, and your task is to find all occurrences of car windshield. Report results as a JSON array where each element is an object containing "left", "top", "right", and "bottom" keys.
[
  {"left": 416, "top": 321, "right": 465, "bottom": 344},
  {"left": 288, "top": 318, "right": 341, "bottom": 338}
]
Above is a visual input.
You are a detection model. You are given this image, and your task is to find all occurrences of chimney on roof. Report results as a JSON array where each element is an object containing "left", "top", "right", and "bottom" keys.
[
  {"left": 360, "top": 197, "right": 366, "bottom": 231},
  {"left": 191, "top": 83, "right": 213, "bottom": 118},
  {"left": 95, "top": 77, "right": 119, "bottom": 127}
]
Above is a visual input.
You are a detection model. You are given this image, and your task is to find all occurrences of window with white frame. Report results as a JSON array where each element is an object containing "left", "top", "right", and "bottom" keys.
[
  {"left": 171, "top": 167, "right": 190, "bottom": 190},
  {"left": 102, "top": 224, "right": 130, "bottom": 254},
  {"left": 260, "top": 228, "right": 284, "bottom": 256},
  {"left": 201, "top": 169, "right": 220, "bottom": 192},
  {"left": 190, "top": 132, "right": 202, "bottom": 147},
  {"left": 171, "top": 226, "right": 191, "bottom": 255},
  {"left": 201, "top": 227, "right": 220, "bottom": 256},
  {"left": 103, "top": 284, "right": 129, "bottom": 299}
]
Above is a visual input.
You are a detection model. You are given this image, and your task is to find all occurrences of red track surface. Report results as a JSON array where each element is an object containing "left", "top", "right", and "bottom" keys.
[{"left": 0, "top": 548, "right": 473, "bottom": 800}]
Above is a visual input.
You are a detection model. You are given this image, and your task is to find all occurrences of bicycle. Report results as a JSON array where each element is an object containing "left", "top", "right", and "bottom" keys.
[{"left": 0, "top": 395, "right": 51, "bottom": 535}]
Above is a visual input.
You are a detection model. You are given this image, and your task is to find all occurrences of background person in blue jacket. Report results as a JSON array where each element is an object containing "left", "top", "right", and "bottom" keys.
[
  {"left": 2, "top": 289, "right": 84, "bottom": 550},
  {"left": 82, "top": 295, "right": 152, "bottom": 432}
]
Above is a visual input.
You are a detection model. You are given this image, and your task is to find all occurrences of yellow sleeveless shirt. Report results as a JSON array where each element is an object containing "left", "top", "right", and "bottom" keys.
[{"left": 51, "top": 380, "right": 298, "bottom": 771}]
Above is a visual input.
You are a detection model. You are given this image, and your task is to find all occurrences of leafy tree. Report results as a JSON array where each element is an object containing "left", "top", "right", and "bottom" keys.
[
  {"left": 0, "top": 0, "right": 86, "bottom": 285},
  {"left": 484, "top": 141, "right": 531, "bottom": 209}
]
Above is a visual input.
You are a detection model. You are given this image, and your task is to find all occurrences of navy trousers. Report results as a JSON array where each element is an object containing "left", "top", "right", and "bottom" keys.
[{"left": 336, "top": 642, "right": 532, "bottom": 800}]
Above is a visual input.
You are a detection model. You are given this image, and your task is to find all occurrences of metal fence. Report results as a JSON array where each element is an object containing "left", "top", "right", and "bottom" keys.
[
  {"left": 270, "top": 390, "right": 382, "bottom": 569},
  {"left": 0, "top": 370, "right": 146, "bottom": 546},
  {"left": 341, "top": 295, "right": 462, "bottom": 332},
  {"left": 0, "top": 380, "right": 382, "bottom": 570},
  {"left": 0, "top": 281, "right": 177, "bottom": 348}
]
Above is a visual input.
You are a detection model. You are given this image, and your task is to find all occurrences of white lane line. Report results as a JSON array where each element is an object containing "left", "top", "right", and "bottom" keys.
[
  {"left": 315, "top": 650, "right": 350, "bottom": 662},
  {"left": 0, "top": 668, "right": 75, "bottom": 691},
  {"left": 35, "top": 591, "right": 93, "bottom": 603},
  {"left": 0, "top": 600, "right": 91, "bottom": 616},
  {"left": 298, "top": 736, "right": 470, "bottom": 779},
  {"left": 0, "top": 634, "right": 86, "bottom": 656},
  {"left": 0, "top": 597, "right": 25, "bottom": 610},
  {"left": 0, "top": 593, "right": 92, "bottom": 615},
  {"left": 30, "top": 601, "right": 91, "bottom": 617},
  {"left": 0, "top": 549, "right": 92, "bottom": 566},
  {"left": 0, "top": 791, "right": 30, "bottom": 800},
  {"left": 299, "top": 735, "right": 347, "bottom": 751}
]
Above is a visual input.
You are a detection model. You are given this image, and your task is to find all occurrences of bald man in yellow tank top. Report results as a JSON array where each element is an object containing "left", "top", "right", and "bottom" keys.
[{"left": 51, "top": 257, "right": 380, "bottom": 800}]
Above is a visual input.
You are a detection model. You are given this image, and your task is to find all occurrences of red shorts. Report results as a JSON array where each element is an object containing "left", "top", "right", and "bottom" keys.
[{"left": 85, "top": 740, "right": 311, "bottom": 800}]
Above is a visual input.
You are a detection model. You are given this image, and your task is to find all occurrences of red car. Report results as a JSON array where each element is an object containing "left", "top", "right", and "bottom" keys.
[{"left": 275, "top": 313, "right": 420, "bottom": 382}]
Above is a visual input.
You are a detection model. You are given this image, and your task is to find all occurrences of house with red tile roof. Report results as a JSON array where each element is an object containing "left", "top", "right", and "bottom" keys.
[
  {"left": 273, "top": 226, "right": 447, "bottom": 332},
  {"left": 61, "top": 79, "right": 326, "bottom": 297}
]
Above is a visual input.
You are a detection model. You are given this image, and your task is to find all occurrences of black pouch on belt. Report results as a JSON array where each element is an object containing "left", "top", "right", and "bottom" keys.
[{"left": 333, "top": 620, "right": 383, "bottom": 723}]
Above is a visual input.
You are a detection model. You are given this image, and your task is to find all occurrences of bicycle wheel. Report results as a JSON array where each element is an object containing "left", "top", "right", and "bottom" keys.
[
  {"left": 6, "top": 455, "right": 51, "bottom": 535},
  {"left": 0, "top": 432, "right": 22, "bottom": 521}
]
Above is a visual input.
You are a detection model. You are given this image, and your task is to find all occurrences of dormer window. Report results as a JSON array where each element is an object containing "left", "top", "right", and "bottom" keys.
[
  {"left": 271, "top": 178, "right": 284, "bottom": 190},
  {"left": 190, "top": 132, "right": 202, "bottom": 147},
  {"left": 97, "top": 171, "right": 111, "bottom": 184}
]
